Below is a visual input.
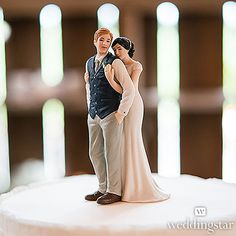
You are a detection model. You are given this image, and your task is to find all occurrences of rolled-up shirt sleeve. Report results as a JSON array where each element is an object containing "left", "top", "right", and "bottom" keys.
[
  {"left": 85, "top": 82, "right": 90, "bottom": 109},
  {"left": 85, "top": 61, "right": 90, "bottom": 109},
  {"left": 112, "top": 59, "right": 135, "bottom": 117}
]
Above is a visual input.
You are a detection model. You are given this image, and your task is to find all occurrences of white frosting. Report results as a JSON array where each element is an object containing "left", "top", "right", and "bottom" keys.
[{"left": 0, "top": 174, "right": 236, "bottom": 236}]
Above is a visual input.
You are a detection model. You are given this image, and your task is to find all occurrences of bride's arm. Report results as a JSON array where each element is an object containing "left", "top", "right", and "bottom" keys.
[
  {"left": 104, "top": 64, "right": 123, "bottom": 94},
  {"left": 130, "top": 62, "right": 143, "bottom": 83}
]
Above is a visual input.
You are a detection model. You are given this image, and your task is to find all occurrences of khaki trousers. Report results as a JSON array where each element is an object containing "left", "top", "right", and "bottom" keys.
[{"left": 87, "top": 112, "right": 123, "bottom": 195}]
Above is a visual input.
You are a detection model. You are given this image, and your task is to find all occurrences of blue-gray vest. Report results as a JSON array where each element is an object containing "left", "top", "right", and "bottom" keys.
[{"left": 87, "top": 52, "right": 122, "bottom": 119}]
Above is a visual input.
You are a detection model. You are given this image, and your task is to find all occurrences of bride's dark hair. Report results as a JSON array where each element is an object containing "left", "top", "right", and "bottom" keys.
[{"left": 112, "top": 37, "right": 135, "bottom": 58}]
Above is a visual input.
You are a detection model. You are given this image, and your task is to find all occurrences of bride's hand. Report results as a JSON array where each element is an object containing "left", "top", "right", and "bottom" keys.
[
  {"left": 115, "top": 112, "right": 124, "bottom": 124},
  {"left": 84, "top": 72, "right": 89, "bottom": 83},
  {"left": 104, "top": 64, "right": 114, "bottom": 82}
]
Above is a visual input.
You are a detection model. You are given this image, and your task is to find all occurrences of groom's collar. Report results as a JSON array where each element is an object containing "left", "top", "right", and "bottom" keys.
[{"left": 95, "top": 52, "right": 110, "bottom": 63}]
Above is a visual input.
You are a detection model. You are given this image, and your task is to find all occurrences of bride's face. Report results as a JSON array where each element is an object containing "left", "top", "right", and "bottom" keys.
[{"left": 112, "top": 43, "right": 129, "bottom": 61}]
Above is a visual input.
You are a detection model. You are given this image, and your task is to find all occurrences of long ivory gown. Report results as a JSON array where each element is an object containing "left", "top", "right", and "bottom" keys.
[{"left": 121, "top": 61, "right": 170, "bottom": 202}]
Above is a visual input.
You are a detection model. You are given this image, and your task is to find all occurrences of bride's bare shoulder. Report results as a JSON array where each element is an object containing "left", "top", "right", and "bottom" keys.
[{"left": 132, "top": 61, "right": 143, "bottom": 71}]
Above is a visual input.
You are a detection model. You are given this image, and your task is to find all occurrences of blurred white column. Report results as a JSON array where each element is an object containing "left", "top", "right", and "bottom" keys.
[
  {"left": 40, "top": 4, "right": 65, "bottom": 180},
  {"left": 42, "top": 99, "right": 65, "bottom": 179},
  {"left": 39, "top": 4, "right": 63, "bottom": 87},
  {"left": 97, "top": 3, "right": 120, "bottom": 42},
  {"left": 222, "top": 1, "right": 236, "bottom": 183},
  {"left": 0, "top": 8, "right": 10, "bottom": 193},
  {"left": 156, "top": 2, "right": 180, "bottom": 177}
]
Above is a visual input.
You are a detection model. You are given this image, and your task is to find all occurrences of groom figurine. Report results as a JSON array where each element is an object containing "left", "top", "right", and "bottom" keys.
[{"left": 84, "top": 28, "right": 135, "bottom": 204}]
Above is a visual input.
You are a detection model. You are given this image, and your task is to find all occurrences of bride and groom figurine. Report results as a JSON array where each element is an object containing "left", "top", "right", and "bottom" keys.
[{"left": 84, "top": 28, "right": 170, "bottom": 205}]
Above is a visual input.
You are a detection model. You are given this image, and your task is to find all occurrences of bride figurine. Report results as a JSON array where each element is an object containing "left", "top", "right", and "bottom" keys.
[{"left": 105, "top": 37, "right": 170, "bottom": 202}]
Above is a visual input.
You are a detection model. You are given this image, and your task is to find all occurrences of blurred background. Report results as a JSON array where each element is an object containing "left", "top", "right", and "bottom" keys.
[{"left": 1, "top": 0, "right": 236, "bottom": 193}]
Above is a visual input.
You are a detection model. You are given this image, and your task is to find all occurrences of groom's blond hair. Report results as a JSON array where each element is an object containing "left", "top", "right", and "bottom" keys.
[{"left": 94, "top": 28, "right": 113, "bottom": 42}]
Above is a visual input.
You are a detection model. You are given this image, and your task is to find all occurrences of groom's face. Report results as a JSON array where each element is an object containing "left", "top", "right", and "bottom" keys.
[{"left": 94, "top": 34, "right": 111, "bottom": 55}]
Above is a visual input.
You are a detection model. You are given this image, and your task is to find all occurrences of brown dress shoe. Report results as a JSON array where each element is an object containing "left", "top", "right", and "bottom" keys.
[
  {"left": 85, "top": 191, "right": 104, "bottom": 201},
  {"left": 96, "top": 192, "right": 121, "bottom": 205}
]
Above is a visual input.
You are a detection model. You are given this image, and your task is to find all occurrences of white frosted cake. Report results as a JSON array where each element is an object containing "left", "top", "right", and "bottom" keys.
[{"left": 0, "top": 174, "right": 236, "bottom": 236}]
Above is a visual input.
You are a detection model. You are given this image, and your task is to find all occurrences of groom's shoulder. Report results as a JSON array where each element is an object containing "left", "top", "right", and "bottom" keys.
[
  {"left": 86, "top": 55, "right": 95, "bottom": 66},
  {"left": 87, "top": 55, "right": 95, "bottom": 62},
  {"left": 106, "top": 52, "right": 117, "bottom": 60},
  {"left": 105, "top": 52, "right": 118, "bottom": 66},
  {"left": 85, "top": 55, "right": 95, "bottom": 72}
]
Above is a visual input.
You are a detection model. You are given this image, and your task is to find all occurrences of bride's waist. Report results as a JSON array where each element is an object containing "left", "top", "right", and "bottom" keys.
[{"left": 134, "top": 91, "right": 143, "bottom": 101}]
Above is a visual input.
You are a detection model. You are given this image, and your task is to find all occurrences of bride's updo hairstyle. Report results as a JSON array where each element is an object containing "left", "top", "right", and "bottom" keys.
[{"left": 112, "top": 37, "right": 135, "bottom": 58}]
